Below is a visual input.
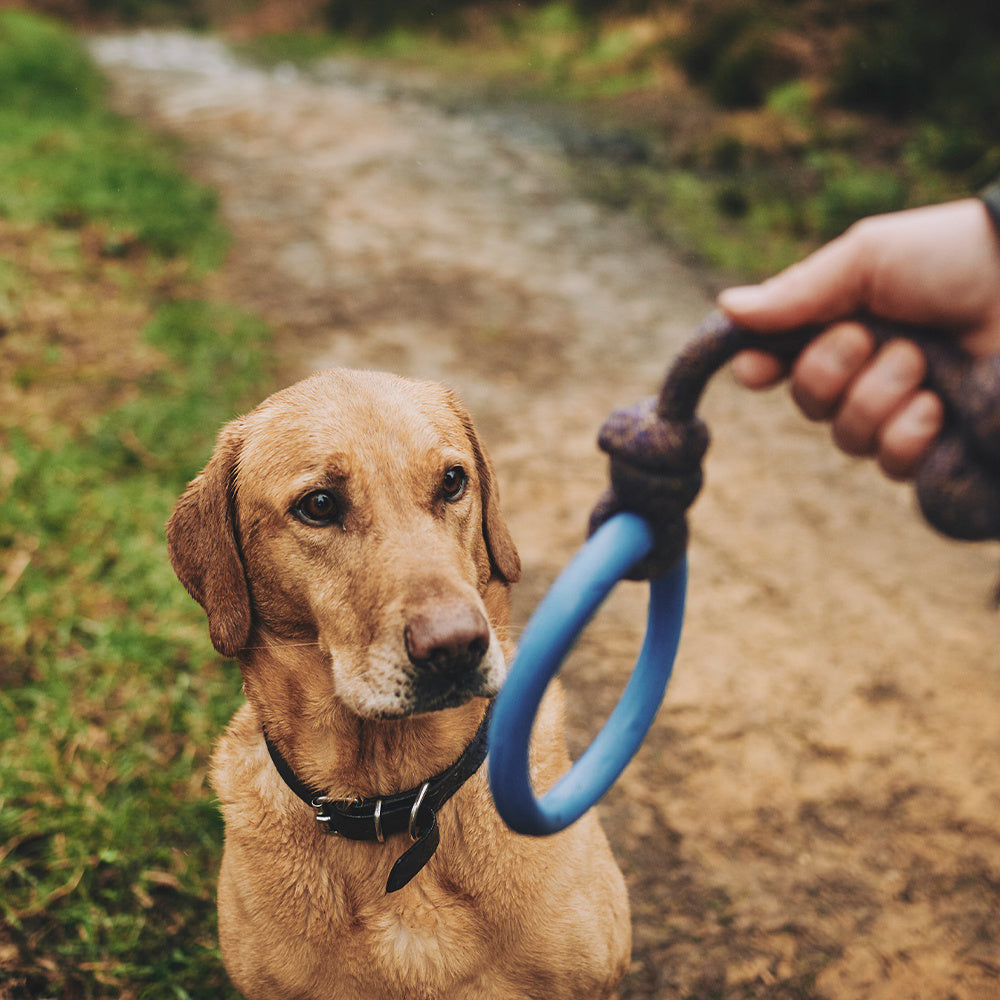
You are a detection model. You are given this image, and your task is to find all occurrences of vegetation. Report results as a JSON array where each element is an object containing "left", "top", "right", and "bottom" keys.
[
  {"left": 29, "top": 1, "right": 1000, "bottom": 274},
  {"left": 232, "top": 0, "right": 1000, "bottom": 277},
  {"left": 0, "top": 11, "right": 269, "bottom": 997}
]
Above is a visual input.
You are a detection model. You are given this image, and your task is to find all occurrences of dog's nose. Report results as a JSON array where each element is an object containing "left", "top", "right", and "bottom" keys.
[{"left": 405, "top": 602, "right": 490, "bottom": 676}]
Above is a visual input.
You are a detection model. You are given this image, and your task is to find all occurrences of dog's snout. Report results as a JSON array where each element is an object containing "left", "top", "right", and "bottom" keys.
[{"left": 405, "top": 602, "right": 490, "bottom": 676}]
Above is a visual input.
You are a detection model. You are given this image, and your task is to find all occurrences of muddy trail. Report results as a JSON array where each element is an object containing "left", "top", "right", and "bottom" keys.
[{"left": 92, "top": 33, "right": 1000, "bottom": 999}]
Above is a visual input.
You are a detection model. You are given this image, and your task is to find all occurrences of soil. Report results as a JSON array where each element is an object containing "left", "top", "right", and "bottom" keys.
[{"left": 91, "top": 32, "right": 1000, "bottom": 999}]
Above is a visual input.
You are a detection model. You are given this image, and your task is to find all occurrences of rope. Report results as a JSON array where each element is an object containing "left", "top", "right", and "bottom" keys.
[{"left": 589, "top": 311, "right": 1000, "bottom": 579}]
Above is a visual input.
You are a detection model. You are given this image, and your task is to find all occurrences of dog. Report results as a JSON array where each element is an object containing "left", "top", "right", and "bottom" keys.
[{"left": 167, "top": 368, "right": 631, "bottom": 1000}]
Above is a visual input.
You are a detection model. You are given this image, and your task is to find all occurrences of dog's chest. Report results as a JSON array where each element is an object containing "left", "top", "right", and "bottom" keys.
[{"left": 363, "top": 884, "right": 487, "bottom": 982}]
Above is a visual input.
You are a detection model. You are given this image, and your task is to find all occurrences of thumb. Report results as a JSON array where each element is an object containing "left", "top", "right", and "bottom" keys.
[{"left": 718, "top": 230, "right": 870, "bottom": 331}]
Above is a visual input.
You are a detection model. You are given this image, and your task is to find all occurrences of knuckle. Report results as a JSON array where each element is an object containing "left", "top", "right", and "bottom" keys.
[
  {"left": 845, "top": 386, "right": 890, "bottom": 428},
  {"left": 832, "top": 416, "right": 876, "bottom": 457},
  {"left": 790, "top": 379, "right": 837, "bottom": 421},
  {"left": 882, "top": 339, "right": 927, "bottom": 385}
]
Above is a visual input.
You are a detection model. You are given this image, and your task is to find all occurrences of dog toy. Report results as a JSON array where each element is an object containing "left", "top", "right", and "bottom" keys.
[{"left": 489, "top": 311, "right": 1000, "bottom": 836}]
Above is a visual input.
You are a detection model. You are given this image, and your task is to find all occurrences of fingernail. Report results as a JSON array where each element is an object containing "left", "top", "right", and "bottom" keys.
[
  {"left": 900, "top": 391, "right": 944, "bottom": 434},
  {"left": 717, "top": 285, "right": 765, "bottom": 314}
]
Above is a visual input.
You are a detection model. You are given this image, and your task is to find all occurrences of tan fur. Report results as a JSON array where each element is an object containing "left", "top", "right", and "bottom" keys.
[{"left": 167, "top": 369, "right": 630, "bottom": 1000}]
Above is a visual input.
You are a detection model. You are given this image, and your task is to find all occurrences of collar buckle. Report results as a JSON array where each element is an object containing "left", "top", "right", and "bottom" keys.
[{"left": 262, "top": 702, "right": 493, "bottom": 892}]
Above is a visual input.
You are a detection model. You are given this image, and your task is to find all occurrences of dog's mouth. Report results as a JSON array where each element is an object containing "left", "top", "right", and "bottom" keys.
[
  {"left": 337, "top": 601, "right": 506, "bottom": 719},
  {"left": 390, "top": 602, "right": 500, "bottom": 715},
  {"left": 413, "top": 670, "right": 497, "bottom": 715},
  {"left": 371, "top": 667, "right": 496, "bottom": 719}
]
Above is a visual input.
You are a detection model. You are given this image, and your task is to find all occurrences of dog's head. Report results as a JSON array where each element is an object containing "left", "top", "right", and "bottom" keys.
[{"left": 166, "top": 369, "right": 520, "bottom": 718}]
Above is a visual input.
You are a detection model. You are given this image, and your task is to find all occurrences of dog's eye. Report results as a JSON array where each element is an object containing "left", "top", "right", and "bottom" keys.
[
  {"left": 440, "top": 466, "right": 468, "bottom": 503},
  {"left": 293, "top": 490, "right": 343, "bottom": 527}
]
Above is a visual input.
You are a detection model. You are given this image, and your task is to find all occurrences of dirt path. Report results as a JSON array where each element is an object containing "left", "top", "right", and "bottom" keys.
[{"left": 92, "top": 33, "right": 1000, "bottom": 999}]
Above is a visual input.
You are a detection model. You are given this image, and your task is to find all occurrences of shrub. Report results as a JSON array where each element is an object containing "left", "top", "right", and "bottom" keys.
[
  {"left": 806, "top": 157, "right": 906, "bottom": 240},
  {"left": 671, "top": 1, "right": 799, "bottom": 108},
  {"left": 832, "top": 0, "right": 1000, "bottom": 147}
]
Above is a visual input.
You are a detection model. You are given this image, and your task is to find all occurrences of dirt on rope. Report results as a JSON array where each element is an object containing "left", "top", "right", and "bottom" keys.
[{"left": 91, "top": 33, "right": 1000, "bottom": 999}]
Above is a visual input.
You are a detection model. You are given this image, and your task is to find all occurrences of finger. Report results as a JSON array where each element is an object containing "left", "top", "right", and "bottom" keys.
[
  {"left": 789, "top": 321, "right": 876, "bottom": 421},
  {"left": 718, "top": 228, "right": 873, "bottom": 330},
  {"left": 731, "top": 349, "right": 787, "bottom": 389},
  {"left": 876, "top": 390, "right": 944, "bottom": 481},
  {"left": 830, "top": 339, "right": 928, "bottom": 457}
]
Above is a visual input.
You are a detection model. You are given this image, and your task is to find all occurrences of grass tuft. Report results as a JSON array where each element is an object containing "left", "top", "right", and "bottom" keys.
[
  {"left": 0, "top": 10, "right": 228, "bottom": 268},
  {"left": 0, "top": 12, "right": 269, "bottom": 998}
]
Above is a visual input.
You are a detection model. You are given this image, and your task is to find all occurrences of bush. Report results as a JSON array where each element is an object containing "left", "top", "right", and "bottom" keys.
[
  {"left": 832, "top": 0, "right": 1000, "bottom": 146},
  {"left": 671, "top": 1, "right": 799, "bottom": 108},
  {"left": 806, "top": 155, "right": 906, "bottom": 239}
]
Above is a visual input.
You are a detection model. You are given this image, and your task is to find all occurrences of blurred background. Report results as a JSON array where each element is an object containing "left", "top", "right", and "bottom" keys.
[{"left": 18, "top": 0, "right": 1000, "bottom": 272}]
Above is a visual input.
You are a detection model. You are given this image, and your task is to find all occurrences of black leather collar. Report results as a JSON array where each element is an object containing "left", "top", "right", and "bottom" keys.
[{"left": 263, "top": 702, "right": 492, "bottom": 893}]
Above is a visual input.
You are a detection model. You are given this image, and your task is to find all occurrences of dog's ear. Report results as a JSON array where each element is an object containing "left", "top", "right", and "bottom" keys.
[
  {"left": 166, "top": 421, "right": 251, "bottom": 658},
  {"left": 451, "top": 397, "right": 521, "bottom": 584}
]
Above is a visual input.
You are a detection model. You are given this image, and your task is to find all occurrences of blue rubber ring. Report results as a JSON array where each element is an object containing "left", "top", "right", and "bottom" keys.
[{"left": 488, "top": 512, "right": 687, "bottom": 836}]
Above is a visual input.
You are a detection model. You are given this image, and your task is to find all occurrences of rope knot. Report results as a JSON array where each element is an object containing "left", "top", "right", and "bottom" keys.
[
  {"left": 589, "top": 397, "right": 708, "bottom": 580},
  {"left": 590, "top": 310, "right": 1000, "bottom": 587}
]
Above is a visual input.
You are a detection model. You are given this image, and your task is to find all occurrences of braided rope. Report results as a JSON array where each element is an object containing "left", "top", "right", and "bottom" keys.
[{"left": 590, "top": 311, "right": 1000, "bottom": 579}]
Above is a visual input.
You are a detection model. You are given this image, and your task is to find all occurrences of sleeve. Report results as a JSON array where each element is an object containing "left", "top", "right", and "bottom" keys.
[{"left": 980, "top": 180, "right": 1000, "bottom": 233}]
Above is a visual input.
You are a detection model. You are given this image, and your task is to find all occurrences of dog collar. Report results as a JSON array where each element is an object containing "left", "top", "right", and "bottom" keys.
[{"left": 262, "top": 702, "right": 492, "bottom": 893}]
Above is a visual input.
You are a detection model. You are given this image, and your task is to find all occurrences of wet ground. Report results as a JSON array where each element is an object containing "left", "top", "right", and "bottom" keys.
[{"left": 92, "top": 32, "right": 1000, "bottom": 998}]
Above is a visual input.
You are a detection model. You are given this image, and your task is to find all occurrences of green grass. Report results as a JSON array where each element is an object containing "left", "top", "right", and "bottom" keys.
[
  {"left": 0, "top": 9, "right": 228, "bottom": 269},
  {"left": 1, "top": 306, "right": 266, "bottom": 998},
  {"left": 0, "top": 11, "right": 271, "bottom": 998}
]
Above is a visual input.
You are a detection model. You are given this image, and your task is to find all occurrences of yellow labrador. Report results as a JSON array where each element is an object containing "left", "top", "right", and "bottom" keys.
[{"left": 167, "top": 369, "right": 630, "bottom": 1000}]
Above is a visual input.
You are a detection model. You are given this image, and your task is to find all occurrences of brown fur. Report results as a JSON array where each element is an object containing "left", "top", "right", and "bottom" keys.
[{"left": 167, "top": 369, "right": 630, "bottom": 1000}]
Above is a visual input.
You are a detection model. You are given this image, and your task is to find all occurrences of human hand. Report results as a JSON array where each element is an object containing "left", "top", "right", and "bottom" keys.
[{"left": 719, "top": 199, "right": 1000, "bottom": 479}]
